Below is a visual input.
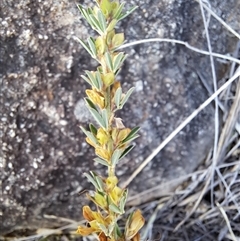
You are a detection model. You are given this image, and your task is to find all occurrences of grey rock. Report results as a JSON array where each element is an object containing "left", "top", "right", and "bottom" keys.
[{"left": 1, "top": 0, "right": 239, "bottom": 234}]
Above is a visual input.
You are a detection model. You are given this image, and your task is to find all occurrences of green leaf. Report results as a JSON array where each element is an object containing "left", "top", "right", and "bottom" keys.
[
  {"left": 85, "top": 70, "right": 95, "bottom": 84},
  {"left": 108, "top": 223, "right": 115, "bottom": 238},
  {"left": 114, "top": 87, "right": 122, "bottom": 109},
  {"left": 97, "top": 223, "right": 109, "bottom": 236},
  {"left": 120, "top": 87, "right": 135, "bottom": 109},
  {"left": 80, "top": 126, "right": 98, "bottom": 145},
  {"left": 111, "top": 149, "right": 122, "bottom": 166},
  {"left": 85, "top": 8, "right": 95, "bottom": 26},
  {"left": 77, "top": 5, "right": 104, "bottom": 34},
  {"left": 123, "top": 134, "right": 139, "bottom": 144},
  {"left": 95, "top": 71, "right": 103, "bottom": 90},
  {"left": 125, "top": 212, "right": 134, "bottom": 229},
  {"left": 101, "top": 109, "right": 108, "bottom": 130},
  {"left": 81, "top": 74, "right": 92, "bottom": 86},
  {"left": 89, "top": 14, "right": 103, "bottom": 34},
  {"left": 76, "top": 38, "right": 95, "bottom": 58},
  {"left": 88, "top": 107, "right": 106, "bottom": 129},
  {"left": 86, "top": 7, "right": 93, "bottom": 15},
  {"left": 118, "top": 6, "right": 138, "bottom": 21},
  {"left": 84, "top": 172, "right": 100, "bottom": 190},
  {"left": 113, "top": 52, "right": 126, "bottom": 72},
  {"left": 97, "top": 10, "right": 107, "bottom": 32},
  {"left": 109, "top": 203, "right": 122, "bottom": 214},
  {"left": 95, "top": 176, "right": 104, "bottom": 192},
  {"left": 112, "top": 3, "right": 124, "bottom": 20},
  {"left": 94, "top": 157, "right": 110, "bottom": 167},
  {"left": 87, "top": 37, "right": 97, "bottom": 58},
  {"left": 85, "top": 71, "right": 99, "bottom": 90},
  {"left": 119, "top": 145, "right": 135, "bottom": 160},
  {"left": 85, "top": 97, "right": 98, "bottom": 111},
  {"left": 119, "top": 189, "right": 128, "bottom": 213},
  {"left": 122, "top": 126, "right": 140, "bottom": 144},
  {"left": 97, "top": 66, "right": 103, "bottom": 74},
  {"left": 77, "top": 4, "right": 88, "bottom": 20},
  {"left": 85, "top": 171, "right": 104, "bottom": 192},
  {"left": 114, "top": 224, "right": 122, "bottom": 239},
  {"left": 106, "top": 19, "right": 117, "bottom": 32},
  {"left": 114, "top": 68, "right": 121, "bottom": 77},
  {"left": 89, "top": 123, "right": 97, "bottom": 135},
  {"left": 104, "top": 52, "right": 113, "bottom": 71}
]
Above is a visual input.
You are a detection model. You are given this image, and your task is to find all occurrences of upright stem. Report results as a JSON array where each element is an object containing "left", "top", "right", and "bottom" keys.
[
  {"left": 108, "top": 165, "right": 115, "bottom": 177},
  {"left": 106, "top": 85, "right": 115, "bottom": 177},
  {"left": 106, "top": 86, "right": 111, "bottom": 118}
]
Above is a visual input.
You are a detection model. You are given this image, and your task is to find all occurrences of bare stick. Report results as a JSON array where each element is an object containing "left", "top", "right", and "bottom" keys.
[{"left": 118, "top": 38, "right": 240, "bottom": 65}]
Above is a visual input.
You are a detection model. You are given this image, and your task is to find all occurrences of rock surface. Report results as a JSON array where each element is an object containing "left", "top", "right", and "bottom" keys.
[{"left": 1, "top": 0, "right": 239, "bottom": 234}]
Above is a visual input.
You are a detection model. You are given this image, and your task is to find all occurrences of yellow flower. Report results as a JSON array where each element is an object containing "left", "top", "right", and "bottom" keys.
[
  {"left": 118, "top": 128, "right": 131, "bottom": 142},
  {"left": 97, "top": 128, "right": 110, "bottom": 145},
  {"left": 105, "top": 176, "right": 118, "bottom": 191},
  {"left": 86, "top": 89, "right": 105, "bottom": 109},
  {"left": 125, "top": 209, "right": 145, "bottom": 240},
  {"left": 86, "top": 193, "right": 107, "bottom": 210},
  {"left": 95, "top": 36, "right": 106, "bottom": 55},
  {"left": 96, "top": 146, "right": 111, "bottom": 161},
  {"left": 76, "top": 226, "right": 95, "bottom": 236},
  {"left": 83, "top": 206, "right": 95, "bottom": 221},
  {"left": 111, "top": 128, "right": 131, "bottom": 146},
  {"left": 77, "top": 205, "right": 111, "bottom": 236},
  {"left": 102, "top": 72, "right": 115, "bottom": 87},
  {"left": 109, "top": 186, "right": 122, "bottom": 205},
  {"left": 99, "top": 0, "right": 112, "bottom": 18},
  {"left": 94, "top": 192, "right": 108, "bottom": 209}
]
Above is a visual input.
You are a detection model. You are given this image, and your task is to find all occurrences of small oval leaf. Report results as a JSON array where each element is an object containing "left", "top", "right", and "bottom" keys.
[
  {"left": 120, "top": 87, "right": 135, "bottom": 109},
  {"left": 94, "top": 157, "right": 110, "bottom": 167},
  {"left": 121, "top": 126, "right": 140, "bottom": 144},
  {"left": 119, "top": 145, "right": 135, "bottom": 160}
]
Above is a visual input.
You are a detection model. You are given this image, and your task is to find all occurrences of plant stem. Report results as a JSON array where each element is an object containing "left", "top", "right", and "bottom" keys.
[
  {"left": 108, "top": 165, "right": 115, "bottom": 177},
  {"left": 106, "top": 85, "right": 116, "bottom": 177}
]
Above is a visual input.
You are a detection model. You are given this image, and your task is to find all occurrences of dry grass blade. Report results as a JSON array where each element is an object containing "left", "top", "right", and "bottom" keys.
[
  {"left": 223, "top": 41, "right": 240, "bottom": 113},
  {"left": 43, "top": 214, "right": 80, "bottom": 224},
  {"left": 225, "top": 234, "right": 240, "bottom": 241},
  {"left": 215, "top": 167, "right": 240, "bottom": 216},
  {"left": 141, "top": 197, "right": 170, "bottom": 241},
  {"left": 199, "top": 0, "right": 219, "bottom": 207},
  {"left": 217, "top": 78, "right": 240, "bottom": 162},
  {"left": 122, "top": 67, "right": 240, "bottom": 188},
  {"left": 217, "top": 202, "right": 238, "bottom": 241},
  {"left": 225, "top": 138, "right": 240, "bottom": 160},
  {"left": 194, "top": 0, "right": 240, "bottom": 39},
  {"left": 9, "top": 220, "right": 85, "bottom": 241},
  {"left": 197, "top": 70, "right": 226, "bottom": 112}
]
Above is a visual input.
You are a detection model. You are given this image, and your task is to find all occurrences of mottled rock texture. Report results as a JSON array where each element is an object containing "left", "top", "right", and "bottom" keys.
[{"left": 1, "top": 0, "right": 239, "bottom": 234}]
